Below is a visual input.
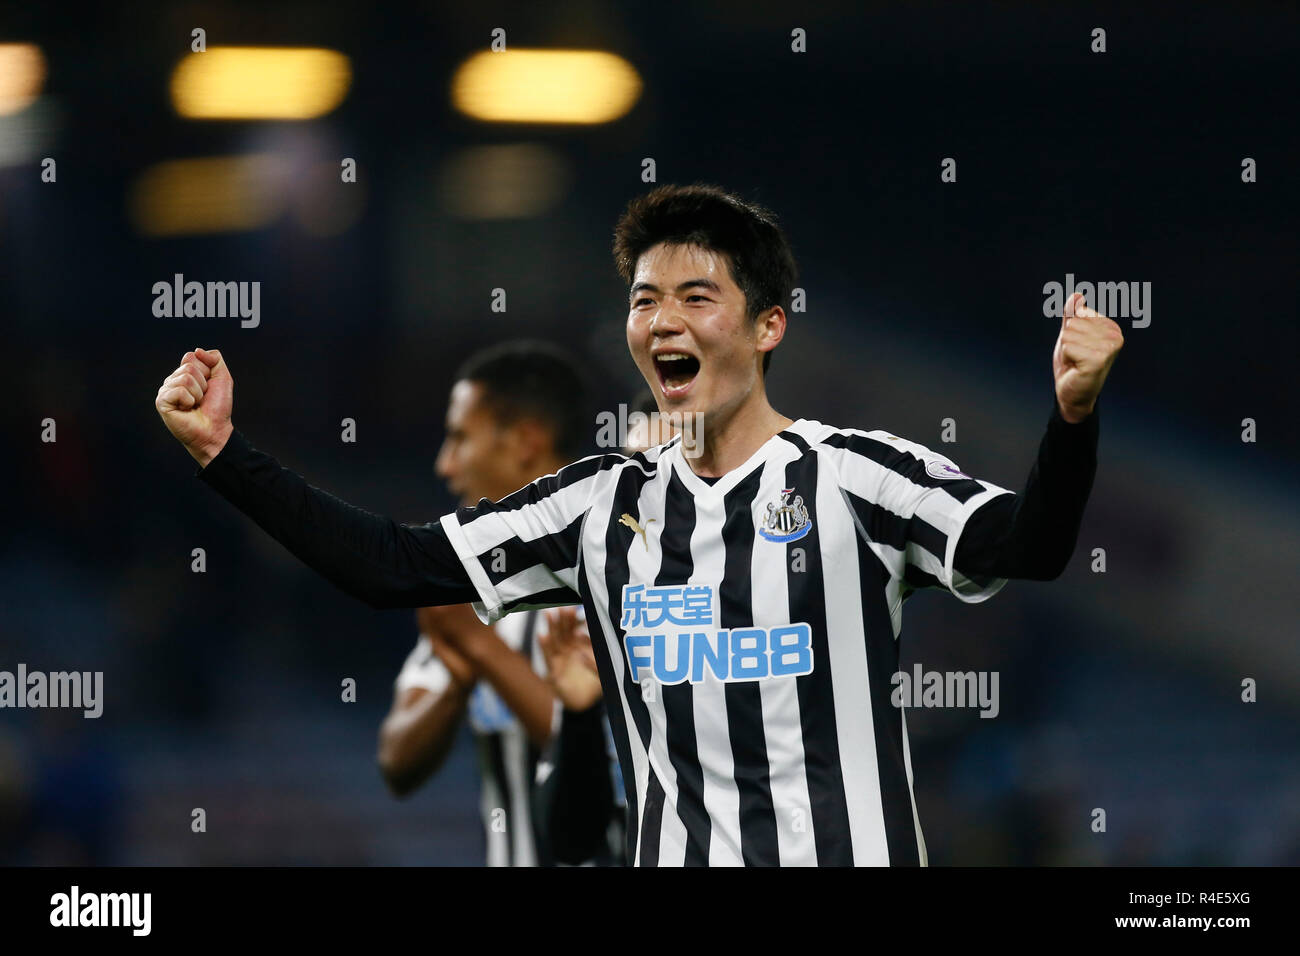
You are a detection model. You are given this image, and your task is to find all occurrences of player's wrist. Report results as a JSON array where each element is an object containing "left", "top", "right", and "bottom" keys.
[
  {"left": 453, "top": 626, "right": 501, "bottom": 668},
  {"left": 446, "top": 672, "right": 476, "bottom": 695},
  {"left": 191, "top": 422, "right": 235, "bottom": 468},
  {"left": 561, "top": 698, "right": 602, "bottom": 716},
  {"left": 1055, "top": 398, "right": 1094, "bottom": 425}
]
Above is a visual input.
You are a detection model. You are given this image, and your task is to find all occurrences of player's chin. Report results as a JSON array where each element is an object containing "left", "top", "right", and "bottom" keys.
[{"left": 656, "top": 385, "right": 704, "bottom": 422}]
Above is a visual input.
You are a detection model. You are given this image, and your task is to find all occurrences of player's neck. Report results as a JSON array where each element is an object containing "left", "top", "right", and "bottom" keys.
[{"left": 685, "top": 391, "right": 793, "bottom": 478}]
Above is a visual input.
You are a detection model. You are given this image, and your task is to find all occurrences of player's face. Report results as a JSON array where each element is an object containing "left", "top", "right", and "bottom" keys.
[
  {"left": 434, "top": 380, "right": 516, "bottom": 506},
  {"left": 626, "top": 242, "right": 768, "bottom": 422}
]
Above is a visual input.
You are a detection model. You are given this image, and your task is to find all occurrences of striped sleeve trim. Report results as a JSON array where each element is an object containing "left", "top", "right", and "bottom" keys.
[
  {"left": 440, "top": 511, "right": 506, "bottom": 624},
  {"left": 941, "top": 484, "right": 1015, "bottom": 603},
  {"left": 439, "top": 454, "right": 644, "bottom": 624}
]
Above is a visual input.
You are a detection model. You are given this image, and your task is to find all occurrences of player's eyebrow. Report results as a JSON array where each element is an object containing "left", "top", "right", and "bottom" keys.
[{"left": 629, "top": 278, "right": 722, "bottom": 301}]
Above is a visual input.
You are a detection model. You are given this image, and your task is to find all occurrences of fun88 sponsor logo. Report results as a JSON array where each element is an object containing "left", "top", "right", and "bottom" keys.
[{"left": 620, "top": 584, "right": 814, "bottom": 683}]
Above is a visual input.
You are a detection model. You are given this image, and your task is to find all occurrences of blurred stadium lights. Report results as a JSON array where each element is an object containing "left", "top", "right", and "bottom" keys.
[
  {"left": 451, "top": 49, "right": 641, "bottom": 124},
  {"left": 437, "top": 143, "right": 569, "bottom": 220},
  {"left": 170, "top": 47, "right": 351, "bottom": 120},
  {"left": 129, "top": 154, "right": 290, "bottom": 237},
  {"left": 0, "top": 43, "right": 45, "bottom": 116}
]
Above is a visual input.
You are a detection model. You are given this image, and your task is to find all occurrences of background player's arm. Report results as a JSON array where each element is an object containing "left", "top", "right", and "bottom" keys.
[
  {"left": 538, "top": 606, "right": 603, "bottom": 712},
  {"left": 534, "top": 607, "right": 615, "bottom": 864},
  {"left": 434, "top": 603, "right": 556, "bottom": 748},
  {"left": 377, "top": 612, "right": 477, "bottom": 797},
  {"left": 533, "top": 701, "right": 616, "bottom": 864}
]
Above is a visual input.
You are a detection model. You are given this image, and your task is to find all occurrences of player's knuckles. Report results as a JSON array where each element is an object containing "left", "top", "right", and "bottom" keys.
[
  {"left": 1060, "top": 344, "right": 1090, "bottom": 365},
  {"left": 162, "top": 386, "right": 193, "bottom": 408},
  {"left": 176, "top": 369, "right": 203, "bottom": 392}
]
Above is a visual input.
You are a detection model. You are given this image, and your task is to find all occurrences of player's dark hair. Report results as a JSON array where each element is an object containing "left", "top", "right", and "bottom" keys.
[
  {"left": 456, "top": 340, "right": 588, "bottom": 461},
  {"left": 612, "top": 183, "right": 798, "bottom": 375}
]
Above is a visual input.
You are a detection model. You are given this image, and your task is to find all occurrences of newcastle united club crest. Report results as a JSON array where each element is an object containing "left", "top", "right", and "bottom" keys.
[{"left": 759, "top": 487, "right": 812, "bottom": 543}]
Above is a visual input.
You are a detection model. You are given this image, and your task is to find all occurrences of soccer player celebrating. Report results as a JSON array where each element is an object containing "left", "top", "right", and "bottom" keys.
[
  {"left": 376, "top": 341, "right": 587, "bottom": 866},
  {"left": 155, "top": 184, "right": 1122, "bottom": 866}
]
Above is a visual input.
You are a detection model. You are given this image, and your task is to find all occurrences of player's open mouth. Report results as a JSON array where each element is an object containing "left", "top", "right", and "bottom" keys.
[{"left": 653, "top": 351, "right": 700, "bottom": 397}]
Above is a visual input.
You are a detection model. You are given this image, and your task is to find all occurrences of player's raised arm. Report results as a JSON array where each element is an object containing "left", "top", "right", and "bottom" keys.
[
  {"left": 153, "top": 348, "right": 478, "bottom": 609},
  {"left": 951, "top": 398, "right": 1098, "bottom": 583},
  {"left": 952, "top": 291, "right": 1123, "bottom": 581}
]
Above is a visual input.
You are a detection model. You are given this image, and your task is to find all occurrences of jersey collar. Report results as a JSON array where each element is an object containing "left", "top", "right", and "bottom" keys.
[{"left": 669, "top": 419, "right": 815, "bottom": 497}]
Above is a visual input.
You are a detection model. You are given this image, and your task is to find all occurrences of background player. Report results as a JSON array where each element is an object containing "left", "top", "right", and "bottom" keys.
[{"left": 376, "top": 340, "right": 586, "bottom": 866}]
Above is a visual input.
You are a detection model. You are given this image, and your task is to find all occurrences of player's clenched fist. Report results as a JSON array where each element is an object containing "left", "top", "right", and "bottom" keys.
[
  {"left": 1053, "top": 291, "right": 1124, "bottom": 424},
  {"left": 154, "top": 347, "right": 234, "bottom": 467}
]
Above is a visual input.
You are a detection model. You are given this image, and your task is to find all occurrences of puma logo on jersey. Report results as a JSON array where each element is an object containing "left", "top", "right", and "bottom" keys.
[{"left": 619, "top": 513, "right": 655, "bottom": 549}]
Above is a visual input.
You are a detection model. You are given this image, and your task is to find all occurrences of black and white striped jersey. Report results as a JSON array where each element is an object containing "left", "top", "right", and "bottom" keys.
[
  {"left": 438, "top": 419, "right": 1015, "bottom": 866},
  {"left": 198, "top": 403, "right": 1097, "bottom": 867},
  {"left": 394, "top": 609, "right": 544, "bottom": 867}
]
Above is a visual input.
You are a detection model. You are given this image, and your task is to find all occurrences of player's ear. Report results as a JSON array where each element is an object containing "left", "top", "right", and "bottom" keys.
[
  {"left": 504, "top": 418, "right": 550, "bottom": 468},
  {"left": 755, "top": 305, "right": 786, "bottom": 356}
]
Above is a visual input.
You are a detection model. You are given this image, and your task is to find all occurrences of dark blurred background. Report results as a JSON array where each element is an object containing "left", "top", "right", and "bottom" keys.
[{"left": 0, "top": 1, "right": 1296, "bottom": 865}]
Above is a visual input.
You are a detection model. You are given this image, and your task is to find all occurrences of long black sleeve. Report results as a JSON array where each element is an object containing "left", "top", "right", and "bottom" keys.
[
  {"left": 195, "top": 429, "right": 478, "bottom": 608},
  {"left": 953, "top": 400, "right": 1100, "bottom": 581},
  {"left": 533, "top": 702, "right": 619, "bottom": 865}
]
